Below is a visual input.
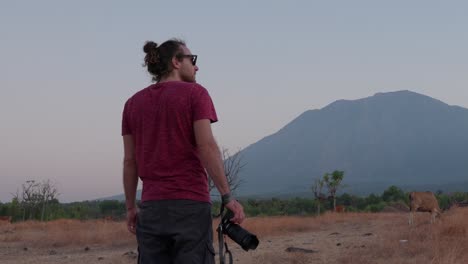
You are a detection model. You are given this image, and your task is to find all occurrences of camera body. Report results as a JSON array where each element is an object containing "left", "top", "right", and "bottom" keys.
[{"left": 220, "top": 210, "right": 259, "bottom": 251}]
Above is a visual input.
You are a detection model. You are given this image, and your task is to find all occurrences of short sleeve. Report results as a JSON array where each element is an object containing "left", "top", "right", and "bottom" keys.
[
  {"left": 121, "top": 99, "right": 132, "bottom": 135},
  {"left": 192, "top": 85, "right": 218, "bottom": 123}
]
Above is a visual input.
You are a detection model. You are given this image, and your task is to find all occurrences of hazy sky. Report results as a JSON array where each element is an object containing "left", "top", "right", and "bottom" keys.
[{"left": 1, "top": 1, "right": 467, "bottom": 202}]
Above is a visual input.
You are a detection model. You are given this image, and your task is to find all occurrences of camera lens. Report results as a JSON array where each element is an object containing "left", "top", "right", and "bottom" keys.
[
  {"left": 222, "top": 214, "right": 259, "bottom": 251},
  {"left": 240, "top": 233, "right": 259, "bottom": 250}
]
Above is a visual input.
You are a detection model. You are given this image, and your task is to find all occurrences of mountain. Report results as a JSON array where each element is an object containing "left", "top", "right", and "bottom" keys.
[{"left": 235, "top": 90, "right": 468, "bottom": 197}]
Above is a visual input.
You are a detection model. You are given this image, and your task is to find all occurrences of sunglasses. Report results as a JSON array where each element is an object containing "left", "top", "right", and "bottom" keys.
[{"left": 176, "top": 54, "right": 198, "bottom": 66}]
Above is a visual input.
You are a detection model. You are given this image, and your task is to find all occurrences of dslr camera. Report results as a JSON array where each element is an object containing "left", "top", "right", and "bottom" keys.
[{"left": 219, "top": 210, "right": 259, "bottom": 251}]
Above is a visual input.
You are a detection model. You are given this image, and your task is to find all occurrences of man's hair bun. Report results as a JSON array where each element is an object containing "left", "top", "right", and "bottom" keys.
[{"left": 143, "top": 41, "right": 158, "bottom": 54}]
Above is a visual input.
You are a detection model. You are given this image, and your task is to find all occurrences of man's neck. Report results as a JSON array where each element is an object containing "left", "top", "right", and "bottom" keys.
[{"left": 159, "top": 74, "right": 182, "bottom": 83}]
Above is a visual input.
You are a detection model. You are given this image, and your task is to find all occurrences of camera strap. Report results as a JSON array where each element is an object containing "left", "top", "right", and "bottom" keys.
[{"left": 217, "top": 204, "right": 233, "bottom": 264}]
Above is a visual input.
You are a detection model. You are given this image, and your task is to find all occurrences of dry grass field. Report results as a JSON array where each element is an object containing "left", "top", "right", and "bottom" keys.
[{"left": 1, "top": 207, "right": 467, "bottom": 264}]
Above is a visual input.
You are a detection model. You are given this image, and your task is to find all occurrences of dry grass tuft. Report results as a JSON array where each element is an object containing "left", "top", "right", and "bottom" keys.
[
  {"left": 235, "top": 211, "right": 378, "bottom": 238},
  {"left": 0, "top": 219, "right": 135, "bottom": 248}
]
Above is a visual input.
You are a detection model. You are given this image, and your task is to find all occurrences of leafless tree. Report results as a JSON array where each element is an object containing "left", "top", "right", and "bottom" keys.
[
  {"left": 39, "top": 179, "right": 59, "bottom": 221},
  {"left": 21, "top": 180, "right": 41, "bottom": 220},
  {"left": 13, "top": 180, "right": 59, "bottom": 221},
  {"left": 208, "top": 147, "right": 246, "bottom": 196},
  {"left": 311, "top": 177, "right": 329, "bottom": 215}
]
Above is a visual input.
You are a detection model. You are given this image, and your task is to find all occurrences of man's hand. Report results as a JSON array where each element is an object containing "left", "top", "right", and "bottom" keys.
[
  {"left": 126, "top": 207, "right": 138, "bottom": 234},
  {"left": 225, "top": 200, "right": 245, "bottom": 224}
]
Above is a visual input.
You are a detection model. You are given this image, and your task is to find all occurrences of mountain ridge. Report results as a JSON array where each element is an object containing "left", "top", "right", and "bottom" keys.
[{"left": 235, "top": 90, "right": 468, "bottom": 196}]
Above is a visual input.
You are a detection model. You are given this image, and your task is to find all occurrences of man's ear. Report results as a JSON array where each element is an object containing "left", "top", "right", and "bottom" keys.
[{"left": 171, "top": 56, "right": 181, "bottom": 70}]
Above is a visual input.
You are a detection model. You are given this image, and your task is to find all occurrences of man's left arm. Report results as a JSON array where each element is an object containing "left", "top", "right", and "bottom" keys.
[{"left": 123, "top": 135, "right": 138, "bottom": 234}]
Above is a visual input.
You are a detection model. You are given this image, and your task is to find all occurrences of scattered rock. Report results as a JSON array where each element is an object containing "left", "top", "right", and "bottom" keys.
[
  {"left": 329, "top": 232, "right": 340, "bottom": 236},
  {"left": 84, "top": 246, "right": 90, "bottom": 251},
  {"left": 336, "top": 243, "right": 341, "bottom": 246},
  {"left": 23, "top": 247, "right": 28, "bottom": 251},
  {"left": 49, "top": 250, "right": 57, "bottom": 255},
  {"left": 285, "top": 247, "right": 317, "bottom": 253},
  {"left": 97, "top": 257, "right": 104, "bottom": 261},
  {"left": 123, "top": 251, "right": 138, "bottom": 259},
  {"left": 353, "top": 245, "right": 366, "bottom": 248},
  {"left": 363, "top": 233, "right": 373, "bottom": 236}
]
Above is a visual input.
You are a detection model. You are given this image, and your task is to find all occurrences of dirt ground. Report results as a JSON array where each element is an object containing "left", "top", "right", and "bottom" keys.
[
  {"left": 0, "top": 211, "right": 465, "bottom": 264},
  {"left": 220, "top": 212, "right": 405, "bottom": 264}
]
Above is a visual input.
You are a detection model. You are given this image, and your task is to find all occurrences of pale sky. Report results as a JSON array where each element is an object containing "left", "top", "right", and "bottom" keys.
[{"left": 1, "top": 1, "right": 467, "bottom": 202}]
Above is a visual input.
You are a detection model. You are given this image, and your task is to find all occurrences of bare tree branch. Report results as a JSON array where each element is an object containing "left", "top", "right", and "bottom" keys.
[
  {"left": 40, "top": 179, "right": 59, "bottom": 221},
  {"left": 208, "top": 147, "right": 246, "bottom": 196},
  {"left": 311, "top": 178, "right": 328, "bottom": 215},
  {"left": 17, "top": 179, "right": 60, "bottom": 221}
]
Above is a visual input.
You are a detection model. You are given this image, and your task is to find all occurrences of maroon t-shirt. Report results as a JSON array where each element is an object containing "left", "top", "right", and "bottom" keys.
[{"left": 121, "top": 81, "right": 218, "bottom": 203}]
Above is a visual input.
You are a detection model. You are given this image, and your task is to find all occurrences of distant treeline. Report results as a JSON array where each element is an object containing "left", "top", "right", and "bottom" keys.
[
  {"left": 1, "top": 186, "right": 467, "bottom": 222},
  {"left": 0, "top": 199, "right": 128, "bottom": 222},
  {"left": 217, "top": 186, "right": 468, "bottom": 217}
]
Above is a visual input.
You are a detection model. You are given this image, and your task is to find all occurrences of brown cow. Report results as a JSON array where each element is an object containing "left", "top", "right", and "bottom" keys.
[
  {"left": 0, "top": 216, "right": 12, "bottom": 224},
  {"left": 335, "top": 205, "right": 346, "bottom": 213},
  {"left": 103, "top": 216, "right": 115, "bottom": 222},
  {"left": 409, "top": 191, "right": 441, "bottom": 225}
]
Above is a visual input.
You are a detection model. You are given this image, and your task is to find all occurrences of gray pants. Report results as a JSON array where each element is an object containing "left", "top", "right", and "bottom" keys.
[{"left": 136, "top": 200, "right": 215, "bottom": 264}]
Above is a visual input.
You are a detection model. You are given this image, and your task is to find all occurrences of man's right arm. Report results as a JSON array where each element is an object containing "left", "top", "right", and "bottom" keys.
[
  {"left": 123, "top": 135, "right": 138, "bottom": 234},
  {"left": 194, "top": 119, "right": 245, "bottom": 224}
]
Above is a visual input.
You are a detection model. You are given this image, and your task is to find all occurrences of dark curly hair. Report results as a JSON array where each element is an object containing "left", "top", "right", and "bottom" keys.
[{"left": 143, "top": 39, "right": 186, "bottom": 82}]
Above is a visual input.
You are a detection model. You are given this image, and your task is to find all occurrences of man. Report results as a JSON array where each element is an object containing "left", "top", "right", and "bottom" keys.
[{"left": 122, "top": 39, "right": 245, "bottom": 264}]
